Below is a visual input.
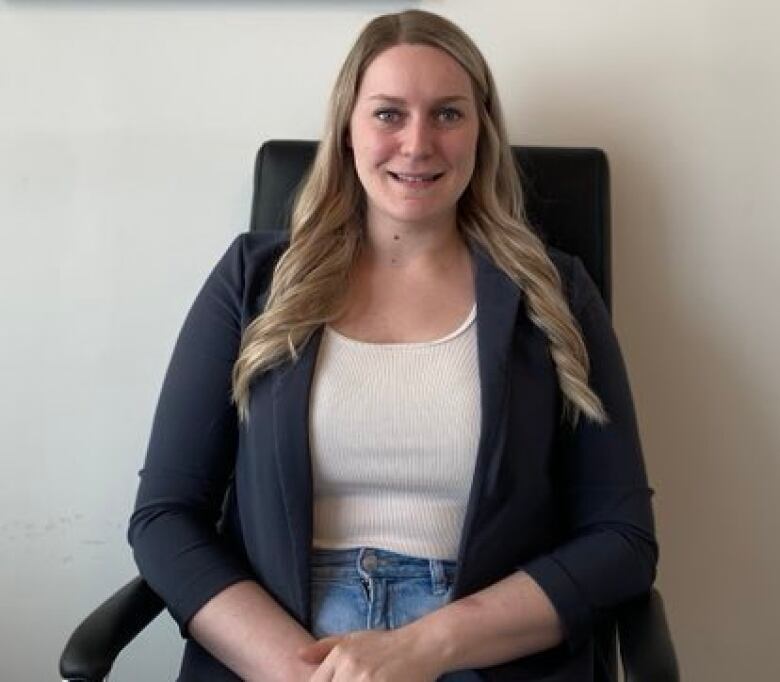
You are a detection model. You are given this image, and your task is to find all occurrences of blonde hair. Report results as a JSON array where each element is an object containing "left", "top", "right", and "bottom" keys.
[{"left": 232, "top": 9, "right": 607, "bottom": 428}]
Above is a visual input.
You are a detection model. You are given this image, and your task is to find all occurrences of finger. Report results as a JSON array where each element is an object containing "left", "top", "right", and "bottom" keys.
[
  {"left": 307, "top": 659, "right": 335, "bottom": 682},
  {"left": 298, "top": 635, "right": 342, "bottom": 663},
  {"left": 306, "top": 651, "right": 337, "bottom": 682}
]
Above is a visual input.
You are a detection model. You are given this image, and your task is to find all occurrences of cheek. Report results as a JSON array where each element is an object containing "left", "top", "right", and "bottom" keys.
[
  {"left": 447, "top": 140, "right": 477, "bottom": 174},
  {"left": 360, "top": 137, "right": 396, "bottom": 168},
  {"left": 351, "top": 141, "right": 372, "bottom": 168},
  {"left": 441, "top": 125, "right": 476, "bottom": 158},
  {"left": 352, "top": 140, "right": 393, "bottom": 191},
  {"left": 352, "top": 127, "right": 395, "bottom": 167}
]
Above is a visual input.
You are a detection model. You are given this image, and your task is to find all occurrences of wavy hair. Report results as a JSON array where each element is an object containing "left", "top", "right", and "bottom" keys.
[{"left": 232, "top": 9, "right": 608, "bottom": 428}]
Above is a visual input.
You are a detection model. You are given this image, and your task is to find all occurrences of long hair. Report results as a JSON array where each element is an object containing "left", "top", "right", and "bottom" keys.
[{"left": 232, "top": 9, "right": 607, "bottom": 428}]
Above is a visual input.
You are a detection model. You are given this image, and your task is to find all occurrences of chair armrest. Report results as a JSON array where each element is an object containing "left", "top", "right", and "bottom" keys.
[
  {"left": 617, "top": 588, "right": 680, "bottom": 682},
  {"left": 59, "top": 576, "right": 165, "bottom": 681}
]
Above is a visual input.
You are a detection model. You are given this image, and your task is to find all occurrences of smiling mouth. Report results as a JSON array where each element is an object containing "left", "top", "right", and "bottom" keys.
[{"left": 387, "top": 171, "right": 445, "bottom": 184}]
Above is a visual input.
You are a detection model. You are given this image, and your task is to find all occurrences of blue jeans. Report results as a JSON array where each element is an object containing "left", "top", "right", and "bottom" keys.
[{"left": 310, "top": 546, "right": 482, "bottom": 681}]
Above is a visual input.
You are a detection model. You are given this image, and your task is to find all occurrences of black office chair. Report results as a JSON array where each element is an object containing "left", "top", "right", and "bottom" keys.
[{"left": 60, "top": 140, "right": 679, "bottom": 682}]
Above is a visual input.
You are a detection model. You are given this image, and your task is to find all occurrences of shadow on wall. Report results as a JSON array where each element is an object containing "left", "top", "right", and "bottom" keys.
[{"left": 513, "top": 70, "right": 778, "bottom": 680}]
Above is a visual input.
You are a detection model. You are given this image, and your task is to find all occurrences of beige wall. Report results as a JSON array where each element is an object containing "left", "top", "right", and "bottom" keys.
[{"left": 1, "top": 1, "right": 778, "bottom": 679}]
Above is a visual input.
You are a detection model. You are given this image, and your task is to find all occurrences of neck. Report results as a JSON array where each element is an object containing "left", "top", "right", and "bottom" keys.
[{"left": 361, "top": 210, "right": 467, "bottom": 272}]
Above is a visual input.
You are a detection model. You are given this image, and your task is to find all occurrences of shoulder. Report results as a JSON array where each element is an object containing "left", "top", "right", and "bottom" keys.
[
  {"left": 228, "top": 230, "right": 290, "bottom": 273},
  {"left": 208, "top": 231, "right": 290, "bottom": 324},
  {"left": 546, "top": 245, "right": 601, "bottom": 314},
  {"left": 217, "top": 231, "right": 290, "bottom": 289}
]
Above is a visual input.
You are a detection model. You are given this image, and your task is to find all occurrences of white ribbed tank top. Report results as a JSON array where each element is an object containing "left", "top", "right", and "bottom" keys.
[{"left": 308, "top": 304, "right": 481, "bottom": 561}]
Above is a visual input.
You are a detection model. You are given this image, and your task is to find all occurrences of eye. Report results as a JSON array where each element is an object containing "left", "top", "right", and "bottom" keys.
[
  {"left": 436, "top": 107, "right": 463, "bottom": 124},
  {"left": 374, "top": 108, "right": 403, "bottom": 124}
]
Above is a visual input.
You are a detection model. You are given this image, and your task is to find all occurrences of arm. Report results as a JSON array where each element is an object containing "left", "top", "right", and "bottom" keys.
[
  {"left": 520, "top": 255, "right": 658, "bottom": 650},
  {"left": 189, "top": 580, "right": 318, "bottom": 682},
  {"left": 128, "top": 234, "right": 313, "bottom": 680},
  {"left": 405, "top": 569, "right": 562, "bottom": 673}
]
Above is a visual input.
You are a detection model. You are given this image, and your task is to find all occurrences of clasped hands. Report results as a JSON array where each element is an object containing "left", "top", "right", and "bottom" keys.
[{"left": 297, "top": 623, "right": 447, "bottom": 682}]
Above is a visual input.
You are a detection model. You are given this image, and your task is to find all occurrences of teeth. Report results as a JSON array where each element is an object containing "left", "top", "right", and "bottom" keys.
[{"left": 393, "top": 172, "right": 440, "bottom": 182}]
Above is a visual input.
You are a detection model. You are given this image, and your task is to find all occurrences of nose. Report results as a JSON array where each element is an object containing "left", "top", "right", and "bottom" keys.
[{"left": 400, "top": 114, "right": 434, "bottom": 160}]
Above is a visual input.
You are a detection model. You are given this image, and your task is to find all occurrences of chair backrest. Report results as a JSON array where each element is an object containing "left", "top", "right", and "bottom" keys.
[{"left": 249, "top": 140, "right": 612, "bottom": 313}]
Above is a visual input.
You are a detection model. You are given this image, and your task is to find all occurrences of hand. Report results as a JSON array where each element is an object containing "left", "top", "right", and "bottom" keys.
[{"left": 298, "top": 627, "right": 444, "bottom": 682}]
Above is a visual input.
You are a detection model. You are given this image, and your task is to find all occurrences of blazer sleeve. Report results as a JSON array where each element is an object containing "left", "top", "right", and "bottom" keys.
[
  {"left": 127, "top": 234, "right": 257, "bottom": 637},
  {"left": 521, "top": 255, "right": 659, "bottom": 652}
]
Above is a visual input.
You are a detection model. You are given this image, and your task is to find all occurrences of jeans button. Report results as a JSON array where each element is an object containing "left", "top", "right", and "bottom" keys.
[{"left": 362, "top": 551, "right": 378, "bottom": 571}]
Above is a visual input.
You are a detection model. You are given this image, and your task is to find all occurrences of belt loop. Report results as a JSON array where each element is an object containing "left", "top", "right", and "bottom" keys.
[{"left": 429, "top": 559, "right": 447, "bottom": 595}]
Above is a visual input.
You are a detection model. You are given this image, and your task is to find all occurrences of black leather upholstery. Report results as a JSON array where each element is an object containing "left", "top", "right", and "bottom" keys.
[
  {"left": 60, "top": 577, "right": 164, "bottom": 681},
  {"left": 619, "top": 589, "right": 680, "bottom": 682},
  {"left": 59, "top": 140, "right": 677, "bottom": 682}
]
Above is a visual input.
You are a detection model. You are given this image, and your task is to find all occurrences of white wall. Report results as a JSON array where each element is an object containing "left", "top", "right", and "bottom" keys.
[{"left": 1, "top": 1, "right": 777, "bottom": 680}]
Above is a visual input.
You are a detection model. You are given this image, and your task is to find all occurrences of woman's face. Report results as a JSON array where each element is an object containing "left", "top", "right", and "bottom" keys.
[{"left": 348, "top": 43, "right": 480, "bottom": 232}]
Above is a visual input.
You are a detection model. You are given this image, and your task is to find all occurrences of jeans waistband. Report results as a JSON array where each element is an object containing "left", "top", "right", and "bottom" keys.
[{"left": 311, "top": 546, "right": 456, "bottom": 589}]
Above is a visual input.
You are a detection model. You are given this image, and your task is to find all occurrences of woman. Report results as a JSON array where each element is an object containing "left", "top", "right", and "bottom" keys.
[{"left": 129, "top": 9, "right": 657, "bottom": 682}]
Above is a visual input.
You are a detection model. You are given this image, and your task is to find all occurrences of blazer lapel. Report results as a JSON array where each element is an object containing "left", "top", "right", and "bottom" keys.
[
  {"left": 452, "top": 245, "right": 523, "bottom": 590},
  {"left": 270, "top": 329, "right": 322, "bottom": 619}
]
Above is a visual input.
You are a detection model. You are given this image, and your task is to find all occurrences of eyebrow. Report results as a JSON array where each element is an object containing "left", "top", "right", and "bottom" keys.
[{"left": 366, "top": 94, "right": 471, "bottom": 104}]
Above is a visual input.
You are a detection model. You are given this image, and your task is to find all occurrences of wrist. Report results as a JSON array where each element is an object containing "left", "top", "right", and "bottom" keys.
[
  {"left": 403, "top": 606, "right": 459, "bottom": 676},
  {"left": 285, "top": 660, "right": 319, "bottom": 682}
]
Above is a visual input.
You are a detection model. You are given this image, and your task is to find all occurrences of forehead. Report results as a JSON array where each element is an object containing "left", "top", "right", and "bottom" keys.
[{"left": 357, "top": 43, "right": 474, "bottom": 101}]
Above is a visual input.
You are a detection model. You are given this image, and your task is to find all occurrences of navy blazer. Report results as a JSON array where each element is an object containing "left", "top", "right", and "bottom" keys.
[{"left": 129, "top": 231, "right": 657, "bottom": 681}]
